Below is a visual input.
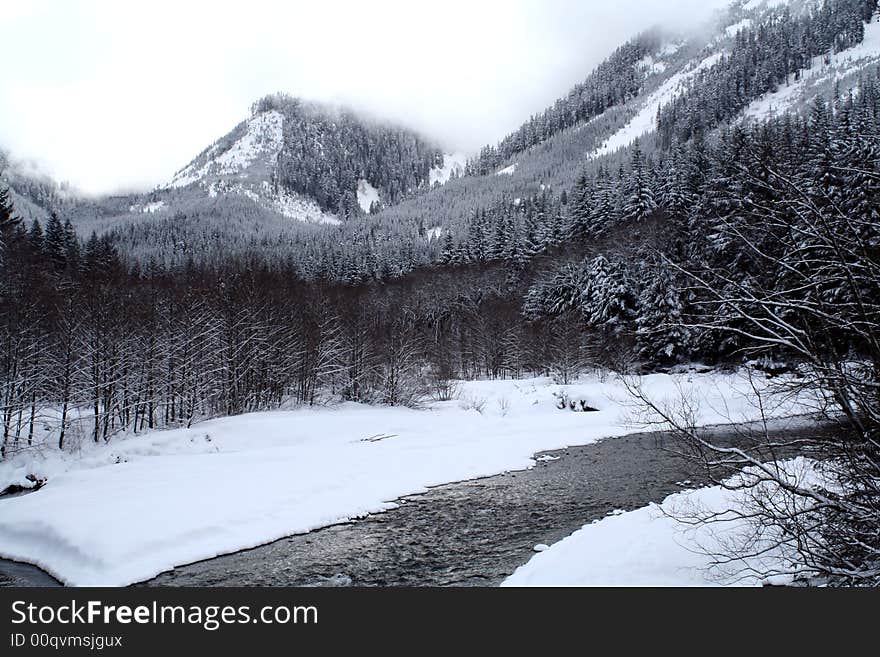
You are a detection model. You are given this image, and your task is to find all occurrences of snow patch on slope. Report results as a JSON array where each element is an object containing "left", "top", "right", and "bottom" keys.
[
  {"left": 271, "top": 187, "right": 341, "bottom": 225},
  {"left": 128, "top": 201, "right": 166, "bottom": 214},
  {"left": 743, "top": 0, "right": 791, "bottom": 11},
  {"left": 206, "top": 180, "right": 340, "bottom": 225},
  {"left": 744, "top": 13, "right": 880, "bottom": 120},
  {"left": 726, "top": 18, "right": 753, "bottom": 37},
  {"left": 168, "top": 110, "right": 284, "bottom": 188},
  {"left": 496, "top": 163, "right": 518, "bottom": 176},
  {"left": 357, "top": 179, "right": 380, "bottom": 213},
  {"left": 637, "top": 55, "right": 668, "bottom": 76},
  {"left": 659, "top": 41, "right": 685, "bottom": 57},
  {"left": 214, "top": 111, "right": 283, "bottom": 174},
  {"left": 429, "top": 152, "right": 468, "bottom": 186},
  {"left": 593, "top": 52, "right": 724, "bottom": 158}
]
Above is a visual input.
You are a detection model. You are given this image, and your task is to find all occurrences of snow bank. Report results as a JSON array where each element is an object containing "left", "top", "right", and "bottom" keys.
[
  {"left": 503, "top": 458, "right": 822, "bottom": 587},
  {"left": 0, "top": 372, "right": 815, "bottom": 586}
]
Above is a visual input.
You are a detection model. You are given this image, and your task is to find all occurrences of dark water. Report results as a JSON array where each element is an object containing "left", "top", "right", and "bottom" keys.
[
  {"left": 0, "top": 559, "right": 61, "bottom": 587},
  {"left": 1, "top": 424, "right": 814, "bottom": 588}
]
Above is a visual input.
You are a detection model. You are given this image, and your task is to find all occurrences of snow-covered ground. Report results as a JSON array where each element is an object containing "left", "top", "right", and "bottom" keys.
[
  {"left": 496, "top": 163, "right": 518, "bottom": 176},
  {"left": 0, "top": 372, "right": 815, "bottom": 586},
  {"left": 504, "top": 457, "right": 822, "bottom": 587}
]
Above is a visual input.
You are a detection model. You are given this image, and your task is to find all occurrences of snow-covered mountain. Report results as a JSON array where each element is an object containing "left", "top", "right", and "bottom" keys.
[
  {"left": 162, "top": 108, "right": 339, "bottom": 226},
  {"left": 1, "top": 95, "right": 463, "bottom": 239},
  {"left": 136, "top": 95, "right": 462, "bottom": 227},
  {"left": 372, "top": 0, "right": 880, "bottom": 230},
  {"left": 5, "top": 0, "right": 880, "bottom": 274}
]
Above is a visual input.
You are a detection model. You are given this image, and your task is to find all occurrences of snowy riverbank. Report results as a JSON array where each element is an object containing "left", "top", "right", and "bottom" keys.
[
  {"left": 0, "top": 372, "right": 813, "bottom": 586},
  {"left": 503, "top": 457, "right": 822, "bottom": 587}
]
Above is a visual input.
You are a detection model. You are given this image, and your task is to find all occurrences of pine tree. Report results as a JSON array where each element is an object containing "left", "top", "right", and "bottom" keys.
[
  {"left": 28, "top": 219, "right": 44, "bottom": 251},
  {"left": 580, "top": 255, "right": 637, "bottom": 333},
  {"left": 656, "top": 149, "right": 692, "bottom": 219},
  {"left": 0, "top": 185, "right": 19, "bottom": 232},
  {"left": 636, "top": 264, "right": 690, "bottom": 365},
  {"left": 43, "top": 212, "right": 67, "bottom": 271},
  {"left": 63, "top": 218, "right": 81, "bottom": 273},
  {"left": 587, "top": 167, "right": 617, "bottom": 237},
  {"left": 440, "top": 230, "right": 455, "bottom": 265},
  {"left": 568, "top": 171, "right": 594, "bottom": 239},
  {"left": 0, "top": 185, "right": 20, "bottom": 261},
  {"left": 622, "top": 141, "right": 656, "bottom": 222},
  {"left": 523, "top": 207, "right": 542, "bottom": 258}
]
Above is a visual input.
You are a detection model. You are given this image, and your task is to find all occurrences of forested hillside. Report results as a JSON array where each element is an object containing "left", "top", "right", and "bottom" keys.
[
  {"left": 39, "top": 0, "right": 871, "bottom": 277},
  {"left": 1, "top": 0, "right": 879, "bottom": 437},
  {"left": 2, "top": 69, "right": 879, "bottom": 445}
]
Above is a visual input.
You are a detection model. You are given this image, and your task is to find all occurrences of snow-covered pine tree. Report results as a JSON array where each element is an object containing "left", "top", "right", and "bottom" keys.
[
  {"left": 0, "top": 185, "right": 19, "bottom": 262},
  {"left": 587, "top": 167, "right": 617, "bottom": 237},
  {"left": 656, "top": 148, "right": 692, "bottom": 220},
  {"left": 635, "top": 263, "right": 689, "bottom": 366},
  {"left": 63, "top": 218, "right": 80, "bottom": 273},
  {"left": 523, "top": 263, "right": 583, "bottom": 320},
  {"left": 621, "top": 140, "right": 656, "bottom": 223},
  {"left": 440, "top": 230, "right": 455, "bottom": 265},
  {"left": 567, "top": 171, "right": 593, "bottom": 239},
  {"left": 580, "top": 255, "right": 637, "bottom": 333},
  {"left": 0, "top": 185, "right": 19, "bottom": 233}
]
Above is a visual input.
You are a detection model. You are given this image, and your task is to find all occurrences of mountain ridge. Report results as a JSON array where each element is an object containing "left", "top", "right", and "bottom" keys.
[{"left": 4, "top": 0, "right": 880, "bottom": 280}]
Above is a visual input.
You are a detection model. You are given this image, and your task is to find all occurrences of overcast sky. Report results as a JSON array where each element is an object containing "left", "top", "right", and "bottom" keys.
[{"left": 0, "top": 0, "right": 731, "bottom": 195}]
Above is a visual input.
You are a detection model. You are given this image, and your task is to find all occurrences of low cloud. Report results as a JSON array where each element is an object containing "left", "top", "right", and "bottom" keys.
[{"left": 0, "top": 0, "right": 732, "bottom": 195}]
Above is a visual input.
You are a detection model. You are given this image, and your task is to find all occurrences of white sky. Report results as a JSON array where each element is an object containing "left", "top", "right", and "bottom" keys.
[{"left": 0, "top": 0, "right": 731, "bottom": 195}]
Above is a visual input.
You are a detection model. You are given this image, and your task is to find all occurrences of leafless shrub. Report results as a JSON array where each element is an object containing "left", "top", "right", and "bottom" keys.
[
  {"left": 497, "top": 396, "right": 511, "bottom": 417},
  {"left": 459, "top": 394, "right": 487, "bottom": 415},
  {"left": 430, "top": 376, "right": 460, "bottom": 402}
]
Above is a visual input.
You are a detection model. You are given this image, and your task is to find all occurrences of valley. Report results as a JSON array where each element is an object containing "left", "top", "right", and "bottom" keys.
[{"left": 2, "top": 0, "right": 879, "bottom": 588}]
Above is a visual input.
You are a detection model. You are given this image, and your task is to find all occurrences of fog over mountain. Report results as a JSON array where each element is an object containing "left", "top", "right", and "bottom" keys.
[{"left": 0, "top": 0, "right": 730, "bottom": 195}]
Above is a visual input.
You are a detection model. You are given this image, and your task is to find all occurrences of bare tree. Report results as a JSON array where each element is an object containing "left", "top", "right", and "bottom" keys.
[{"left": 634, "top": 153, "right": 880, "bottom": 585}]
